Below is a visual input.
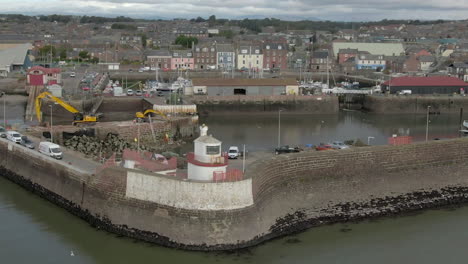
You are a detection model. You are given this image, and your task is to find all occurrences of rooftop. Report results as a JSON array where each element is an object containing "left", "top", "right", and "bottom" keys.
[
  {"left": 332, "top": 42, "right": 404, "bottom": 57},
  {"left": 192, "top": 78, "right": 297, "bottom": 87},
  {"left": 383, "top": 76, "right": 468, "bottom": 87}
]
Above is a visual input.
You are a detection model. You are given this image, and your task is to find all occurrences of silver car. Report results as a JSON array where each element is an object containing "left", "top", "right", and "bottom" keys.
[
  {"left": 330, "top": 141, "right": 350, "bottom": 150},
  {"left": 20, "top": 136, "right": 35, "bottom": 149}
]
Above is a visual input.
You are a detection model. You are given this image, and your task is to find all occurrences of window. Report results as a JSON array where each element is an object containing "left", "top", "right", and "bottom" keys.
[
  {"left": 256, "top": 60, "right": 259, "bottom": 64},
  {"left": 243, "top": 60, "right": 245, "bottom": 64},
  {"left": 227, "top": 57, "right": 231, "bottom": 62},
  {"left": 206, "top": 146, "right": 220, "bottom": 155}
]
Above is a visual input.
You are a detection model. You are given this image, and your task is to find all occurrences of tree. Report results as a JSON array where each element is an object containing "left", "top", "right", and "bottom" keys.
[
  {"left": 58, "top": 48, "right": 67, "bottom": 60},
  {"left": 208, "top": 15, "right": 216, "bottom": 27},
  {"left": 194, "top": 17, "right": 206, "bottom": 23},
  {"left": 219, "top": 30, "right": 234, "bottom": 39},
  {"left": 38, "top": 45, "right": 57, "bottom": 60},
  {"left": 174, "top": 35, "right": 198, "bottom": 49},
  {"left": 140, "top": 34, "right": 147, "bottom": 48},
  {"left": 79, "top": 51, "right": 89, "bottom": 60}
]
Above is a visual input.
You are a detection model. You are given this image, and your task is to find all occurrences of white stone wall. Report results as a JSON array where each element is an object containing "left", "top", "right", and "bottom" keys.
[
  {"left": 126, "top": 171, "right": 253, "bottom": 210},
  {"left": 187, "top": 163, "right": 226, "bottom": 181}
]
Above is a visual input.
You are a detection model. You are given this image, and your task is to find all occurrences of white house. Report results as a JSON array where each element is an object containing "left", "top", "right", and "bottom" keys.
[{"left": 237, "top": 46, "right": 263, "bottom": 70}]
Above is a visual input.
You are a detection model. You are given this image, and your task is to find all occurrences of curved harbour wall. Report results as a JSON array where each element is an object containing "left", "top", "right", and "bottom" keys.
[{"left": 1, "top": 138, "right": 468, "bottom": 250}]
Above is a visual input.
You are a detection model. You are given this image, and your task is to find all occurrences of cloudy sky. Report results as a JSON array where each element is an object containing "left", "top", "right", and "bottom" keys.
[{"left": 1, "top": 0, "right": 468, "bottom": 21}]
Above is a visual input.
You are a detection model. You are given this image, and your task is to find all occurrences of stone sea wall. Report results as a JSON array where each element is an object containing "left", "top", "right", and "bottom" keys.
[
  {"left": 191, "top": 95, "right": 339, "bottom": 116},
  {"left": 1, "top": 137, "right": 468, "bottom": 251},
  {"left": 363, "top": 95, "right": 468, "bottom": 114}
]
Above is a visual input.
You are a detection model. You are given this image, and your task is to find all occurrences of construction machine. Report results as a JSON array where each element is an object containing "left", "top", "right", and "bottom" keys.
[
  {"left": 135, "top": 109, "right": 167, "bottom": 123},
  {"left": 35, "top": 92, "right": 99, "bottom": 126}
]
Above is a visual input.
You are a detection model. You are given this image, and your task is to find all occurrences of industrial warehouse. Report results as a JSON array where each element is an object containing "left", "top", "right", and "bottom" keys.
[
  {"left": 382, "top": 76, "right": 468, "bottom": 94},
  {"left": 187, "top": 78, "right": 299, "bottom": 96}
]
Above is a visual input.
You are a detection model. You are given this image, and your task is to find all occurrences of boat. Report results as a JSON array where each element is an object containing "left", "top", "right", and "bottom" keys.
[{"left": 463, "top": 120, "right": 468, "bottom": 129}]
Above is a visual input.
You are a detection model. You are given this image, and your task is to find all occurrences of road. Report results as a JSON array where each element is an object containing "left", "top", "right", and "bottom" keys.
[{"left": 1, "top": 136, "right": 99, "bottom": 174}]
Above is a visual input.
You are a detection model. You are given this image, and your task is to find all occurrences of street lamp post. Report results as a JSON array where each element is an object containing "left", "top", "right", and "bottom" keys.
[
  {"left": 1, "top": 92, "right": 5, "bottom": 127},
  {"left": 426, "top": 105, "right": 431, "bottom": 142},
  {"left": 278, "top": 109, "right": 283, "bottom": 148},
  {"left": 49, "top": 105, "right": 53, "bottom": 143}
]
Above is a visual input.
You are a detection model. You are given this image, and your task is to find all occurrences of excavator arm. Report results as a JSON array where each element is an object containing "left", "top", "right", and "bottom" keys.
[
  {"left": 35, "top": 92, "right": 91, "bottom": 124},
  {"left": 135, "top": 109, "right": 167, "bottom": 120}
]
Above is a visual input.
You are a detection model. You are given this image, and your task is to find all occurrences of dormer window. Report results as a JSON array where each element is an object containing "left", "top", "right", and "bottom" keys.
[
  {"left": 278, "top": 45, "right": 282, "bottom": 50},
  {"left": 266, "top": 45, "right": 270, "bottom": 49}
]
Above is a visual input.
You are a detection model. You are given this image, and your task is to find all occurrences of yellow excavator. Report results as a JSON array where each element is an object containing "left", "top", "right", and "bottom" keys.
[
  {"left": 135, "top": 109, "right": 167, "bottom": 123},
  {"left": 35, "top": 92, "right": 98, "bottom": 126}
]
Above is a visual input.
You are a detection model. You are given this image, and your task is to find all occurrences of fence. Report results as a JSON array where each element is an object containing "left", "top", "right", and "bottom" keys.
[
  {"left": 213, "top": 169, "right": 243, "bottom": 182},
  {"left": 388, "top": 136, "right": 413, "bottom": 146},
  {"left": 154, "top": 104, "right": 197, "bottom": 114}
]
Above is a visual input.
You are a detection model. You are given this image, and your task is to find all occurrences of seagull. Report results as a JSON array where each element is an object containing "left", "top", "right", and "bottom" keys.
[{"left": 70, "top": 251, "right": 75, "bottom": 257}]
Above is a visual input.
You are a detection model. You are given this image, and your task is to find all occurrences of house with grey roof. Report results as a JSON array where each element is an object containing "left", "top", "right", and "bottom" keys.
[
  {"left": 0, "top": 43, "right": 32, "bottom": 77},
  {"left": 310, "top": 50, "right": 331, "bottom": 72},
  {"left": 216, "top": 44, "right": 235, "bottom": 71},
  {"left": 418, "top": 55, "right": 435, "bottom": 71}
]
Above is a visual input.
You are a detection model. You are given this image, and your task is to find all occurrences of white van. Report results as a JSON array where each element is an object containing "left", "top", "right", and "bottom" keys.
[
  {"left": 38, "top": 142, "right": 63, "bottom": 159},
  {"left": 6, "top": 131, "right": 22, "bottom": 143},
  {"left": 228, "top": 146, "right": 240, "bottom": 159}
]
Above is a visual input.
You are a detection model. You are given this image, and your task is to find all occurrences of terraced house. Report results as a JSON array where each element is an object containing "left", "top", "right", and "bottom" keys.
[
  {"left": 216, "top": 44, "right": 235, "bottom": 71},
  {"left": 194, "top": 43, "right": 216, "bottom": 70},
  {"left": 263, "top": 43, "right": 287, "bottom": 70},
  {"left": 237, "top": 46, "right": 263, "bottom": 71}
]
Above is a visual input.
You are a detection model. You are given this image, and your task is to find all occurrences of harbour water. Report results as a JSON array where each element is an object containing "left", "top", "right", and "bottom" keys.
[{"left": 1, "top": 110, "right": 468, "bottom": 263}]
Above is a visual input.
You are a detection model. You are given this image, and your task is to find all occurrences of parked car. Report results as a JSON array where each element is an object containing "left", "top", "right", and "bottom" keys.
[
  {"left": 126, "top": 89, "right": 134, "bottom": 96},
  {"left": 6, "top": 131, "right": 22, "bottom": 143},
  {"left": 135, "top": 90, "right": 142, "bottom": 96},
  {"left": 275, "top": 145, "right": 302, "bottom": 155},
  {"left": 0, "top": 126, "right": 6, "bottom": 138},
  {"left": 38, "top": 142, "right": 63, "bottom": 159},
  {"left": 20, "top": 136, "right": 35, "bottom": 149},
  {"left": 70, "top": 72, "right": 76, "bottom": 77},
  {"left": 315, "top": 143, "right": 333, "bottom": 151},
  {"left": 228, "top": 146, "right": 240, "bottom": 159},
  {"left": 138, "top": 68, "right": 144, "bottom": 73},
  {"left": 128, "top": 69, "right": 133, "bottom": 72},
  {"left": 330, "top": 141, "right": 350, "bottom": 150}
]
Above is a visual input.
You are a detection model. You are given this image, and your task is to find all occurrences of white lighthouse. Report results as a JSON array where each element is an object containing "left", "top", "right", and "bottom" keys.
[{"left": 187, "top": 124, "right": 227, "bottom": 181}]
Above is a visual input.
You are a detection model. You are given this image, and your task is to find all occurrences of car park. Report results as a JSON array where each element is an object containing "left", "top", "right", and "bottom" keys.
[
  {"left": 126, "top": 89, "right": 134, "bottom": 96},
  {"left": 6, "top": 131, "right": 22, "bottom": 143},
  {"left": 20, "top": 136, "right": 35, "bottom": 149}
]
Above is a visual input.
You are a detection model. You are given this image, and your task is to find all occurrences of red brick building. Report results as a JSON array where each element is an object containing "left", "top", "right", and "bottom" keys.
[
  {"left": 262, "top": 43, "right": 287, "bottom": 70},
  {"left": 27, "top": 66, "right": 61, "bottom": 86}
]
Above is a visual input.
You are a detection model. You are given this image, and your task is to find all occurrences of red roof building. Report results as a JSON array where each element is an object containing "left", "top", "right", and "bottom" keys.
[
  {"left": 382, "top": 76, "right": 468, "bottom": 94},
  {"left": 27, "top": 66, "right": 61, "bottom": 86}
]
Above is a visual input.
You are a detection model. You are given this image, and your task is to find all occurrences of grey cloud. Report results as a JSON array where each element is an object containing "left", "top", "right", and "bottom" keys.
[{"left": 3, "top": 0, "right": 468, "bottom": 20}]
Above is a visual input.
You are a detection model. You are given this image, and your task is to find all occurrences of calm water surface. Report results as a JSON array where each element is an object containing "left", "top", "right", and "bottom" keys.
[{"left": 1, "top": 111, "right": 468, "bottom": 263}]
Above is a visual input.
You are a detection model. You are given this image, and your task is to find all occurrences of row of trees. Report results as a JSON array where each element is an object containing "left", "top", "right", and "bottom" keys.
[
  {"left": 81, "top": 15, "right": 134, "bottom": 24},
  {"left": 36, "top": 45, "right": 99, "bottom": 63}
]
